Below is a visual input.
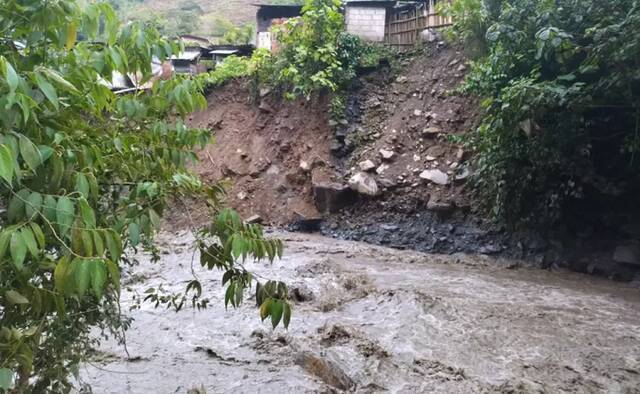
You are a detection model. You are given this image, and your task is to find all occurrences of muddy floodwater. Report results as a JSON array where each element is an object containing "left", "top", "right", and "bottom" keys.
[{"left": 81, "top": 230, "right": 640, "bottom": 393}]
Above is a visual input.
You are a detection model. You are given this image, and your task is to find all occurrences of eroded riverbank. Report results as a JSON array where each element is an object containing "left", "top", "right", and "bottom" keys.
[{"left": 81, "top": 230, "right": 640, "bottom": 393}]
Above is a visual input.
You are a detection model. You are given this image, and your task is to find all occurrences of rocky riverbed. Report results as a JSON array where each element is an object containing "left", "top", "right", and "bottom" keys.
[{"left": 80, "top": 230, "right": 640, "bottom": 393}]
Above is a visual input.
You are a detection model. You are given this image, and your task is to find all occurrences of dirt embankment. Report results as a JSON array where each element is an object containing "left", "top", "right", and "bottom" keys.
[
  {"left": 183, "top": 43, "right": 525, "bottom": 254},
  {"left": 183, "top": 80, "right": 336, "bottom": 227},
  {"left": 180, "top": 42, "right": 638, "bottom": 280}
]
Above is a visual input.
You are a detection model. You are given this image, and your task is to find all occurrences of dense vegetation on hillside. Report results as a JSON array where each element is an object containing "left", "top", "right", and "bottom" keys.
[
  {"left": 446, "top": 0, "right": 640, "bottom": 234},
  {"left": 0, "top": 1, "right": 286, "bottom": 391}
]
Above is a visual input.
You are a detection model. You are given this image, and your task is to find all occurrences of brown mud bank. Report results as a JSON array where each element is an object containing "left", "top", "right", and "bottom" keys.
[
  {"left": 81, "top": 230, "right": 640, "bottom": 393},
  {"left": 174, "top": 42, "right": 640, "bottom": 281}
]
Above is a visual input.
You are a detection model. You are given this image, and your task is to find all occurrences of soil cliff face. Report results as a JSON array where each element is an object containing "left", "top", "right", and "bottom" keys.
[
  {"left": 180, "top": 43, "right": 639, "bottom": 280},
  {"left": 185, "top": 80, "right": 336, "bottom": 226}
]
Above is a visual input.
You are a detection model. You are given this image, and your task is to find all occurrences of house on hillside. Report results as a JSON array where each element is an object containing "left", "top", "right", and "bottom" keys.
[
  {"left": 253, "top": 4, "right": 303, "bottom": 51},
  {"left": 344, "top": 0, "right": 396, "bottom": 42},
  {"left": 344, "top": 0, "right": 451, "bottom": 46},
  {"left": 208, "top": 44, "right": 255, "bottom": 65}
]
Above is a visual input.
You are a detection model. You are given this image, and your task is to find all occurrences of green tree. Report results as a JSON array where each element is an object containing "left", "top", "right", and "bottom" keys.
[
  {"left": 448, "top": 0, "right": 640, "bottom": 231},
  {"left": 0, "top": 1, "right": 287, "bottom": 391}
]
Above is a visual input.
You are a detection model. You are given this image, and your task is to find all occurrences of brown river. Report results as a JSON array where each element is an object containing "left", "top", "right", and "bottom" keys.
[{"left": 80, "top": 230, "right": 640, "bottom": 393}]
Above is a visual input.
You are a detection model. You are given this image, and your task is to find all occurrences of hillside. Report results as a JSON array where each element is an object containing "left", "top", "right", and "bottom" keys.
[{"left": 107, "top": 0, "right": 267, "bottom": 38}]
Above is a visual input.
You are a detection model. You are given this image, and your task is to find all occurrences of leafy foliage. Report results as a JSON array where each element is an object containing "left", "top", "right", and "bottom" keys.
[
  {"left": 451, "top": 0, "right": 640, "bottom": 231},
  {"left": 0, "top": 1, "right": 287, "bottom": 391}
]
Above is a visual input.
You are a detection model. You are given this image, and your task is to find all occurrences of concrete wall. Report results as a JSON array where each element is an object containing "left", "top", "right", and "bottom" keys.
[{"left": 345, "top": 6, "right": 387, "bottom": 42}]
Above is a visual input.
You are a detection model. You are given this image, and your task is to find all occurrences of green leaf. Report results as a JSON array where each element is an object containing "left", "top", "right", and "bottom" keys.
[
  {"left": 29, "top": 223, "right": 45, "bottom": 249},
  {"left": 39, "top": 67, "right": 79, "bottom": 94},
  {"left": 74, "top": 259, "right": 91, "bottom": 296},
  {"left": 5, "top": 290, "right": 29, "bottom": 305},
  {"left": 270, "top": 300, "right": 284, "bottom": 328},
  {"left": 89, "top": 259, "right": 107, "bottom": 298},
  {"left": 105, "top": 230, "right": 122, "bottom": 262},
  {"left": 25, "top": 192, "right": 43, "bottom": 220},
  {"left": 75, "top": 173, "right": 90, "bottom": 198},
  {"left": 3, "top": 58, "right": 19, "bottom": 92},
  {"left": 66, "top": 22, "right": 77, "bottom": 50},
  {"left": 283, "top": 302, "right": 291, "bottom": 329},
  {"left": 128, "top": 222, "right": 140, "bottom": 247},
  {"left": 149, "top": 208, "right": 160, "bottom": 230},
  {"left": 105, "top": 259, "right": 120, "bottom": 294},
  {"left": 56, "top": 196, "right": 75, "bottom": 237},
  {"left": 259, "top": 299, "right": 271, "bottom": 321},
  {"left": 21, "top": 228, "right": 38, "bottom": 257},
  {"left": 43, "top": 195, "right": 57, "bottom": 222},
  {"left": 78, "top": 198, "right": 96, "bottom": 228},
  {"left": 0, "top": 144, "right": 15, "bottom": 184},
  {"left": 54, "top": 257, "right": 72, "bottom": 294},
  {"left": 92, "top": 231, "right": 104, "bottom": 256},
  {"left": 0, "top": 230, "right": 11, "bottom": 259},
  {"left": 18, "top": 134, "right": 42, "bottom": 173},
  {"left": 0, "top": 368, "right": 12, "bottom": 390},
  {"left": 81, "top": 230, "right": 93, "bottom": 256},
  {"left": 10, "top": 231, "right": 26, "bottom": 269},
  {"left": 35, "top": 73, "right": 59, "bottom": 110},
  {"left": 7, "top": 189, "right": 29, "bottom": 221}
]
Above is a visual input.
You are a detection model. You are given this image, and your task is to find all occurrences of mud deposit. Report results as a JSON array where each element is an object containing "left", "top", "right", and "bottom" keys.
[{"left": 80, "top": 230, "right": 640, "bottom": 393}]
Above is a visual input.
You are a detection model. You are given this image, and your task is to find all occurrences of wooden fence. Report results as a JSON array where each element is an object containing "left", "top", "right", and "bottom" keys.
[{"left": 385, "top": 0, "right": 452, "bottom": 48}]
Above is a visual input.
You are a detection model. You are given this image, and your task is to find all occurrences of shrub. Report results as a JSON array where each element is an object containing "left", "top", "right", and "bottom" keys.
[{"left": 454, "top": 0, "right": 640, "bottom": 232}]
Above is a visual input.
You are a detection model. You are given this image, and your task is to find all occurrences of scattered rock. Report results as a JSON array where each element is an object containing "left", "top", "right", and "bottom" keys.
[
  {"left": 427, "top": 200, "right": 454, "bottom": 213},
  {"left": 426, "top": 155, "right": 436, "bottom": 161},
  {"left": 613, "top": 244, "right": 640, "bottom": 265},
  {"left": 456, "top": 64, "right": 467, "bottom": 72},
  {"left": 419, "top": 169, "right": 449, "bottom": 185},
  {"left": 237, "top": 191, "right": 248, "bottom": 200},
  {"left": 299, "top": 160, "right": 311, "bottom": 172},
  {"left": 313, "top": 182, "right": 358, "bottom": 213},
  {"left": 395, "top": 76, "right": 408, "bottom": 83},
  {"left": 376, "top": 164, "right": 389, "bottom": 175},
  {"left": 413, "top": 109, "right": 422, "bottom": 117},
  {"left": 259, "top": 87, "right": 272, "bottom": 97},
  {"left": 349, "top": 172, "right": 380, "bottom": 196},
  {"left": 422, "top": 126, "right": 441, "bottom": 137},
  {"left": 455, "top": 167, "right": 471, "bottom": 181},
  {"left": 245, "top": 215, "right": 263, "bottom": 224},
  {"left": 456, "top": 148, "right": 466, "bottom": 160},
  {"left": 294, "top": 352, "right": 355, "bottom": 391},
  {"left": 258, "top": 100, "right": 274, "bottom": 113},
  {"left": 379, "top": 149, "right": 395, "bottom": 161},
  {"left": 479, "top": 244, "right": 503, "bottom": 254},
  {"left": 359, "top": 160, "right": 376, "bottom": 172},
  {"left": 426, "top": 145, "right": 446, "bottom": 158}
]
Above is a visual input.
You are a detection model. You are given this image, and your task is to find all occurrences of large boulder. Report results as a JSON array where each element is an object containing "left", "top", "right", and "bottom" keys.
[
  {"left": 295, "top": 351, "right": 354, "bottom": 391},
  {"left": 613, "top": 244, "right": 640, "bottom": 265},
  {"left": 348, "top": 172, "right": 380, "bottom": 196},
  {"left": 419, "top": 169, "right": 449, "bottom": 185},
  {"left": 312, "top": 182, "right": 357, "bottom": 213}
]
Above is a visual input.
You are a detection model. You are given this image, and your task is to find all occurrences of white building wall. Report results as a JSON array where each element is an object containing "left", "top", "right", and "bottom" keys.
[{"left": 345, "top": 6, "right": 387, "bottom": 42}]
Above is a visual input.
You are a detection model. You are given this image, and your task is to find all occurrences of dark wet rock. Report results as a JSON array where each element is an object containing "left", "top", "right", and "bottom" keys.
[
  {"left": 613, "top": 243, "right": 640, "bottom": 265},
  {"left": 294, "top": 351, "right": 355, "bottom": 391},
  {"left": 313, "top": 182, "right": 358, "bottom": 213},
  {"left": 427, "top": 200, "right": 454, "bottom": 213},
  {"left": 479, "top": 244, "right": 503, "bottom": 255},
  {"left": 289, "top": 285, "right": 315, "bottom": 302}
]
